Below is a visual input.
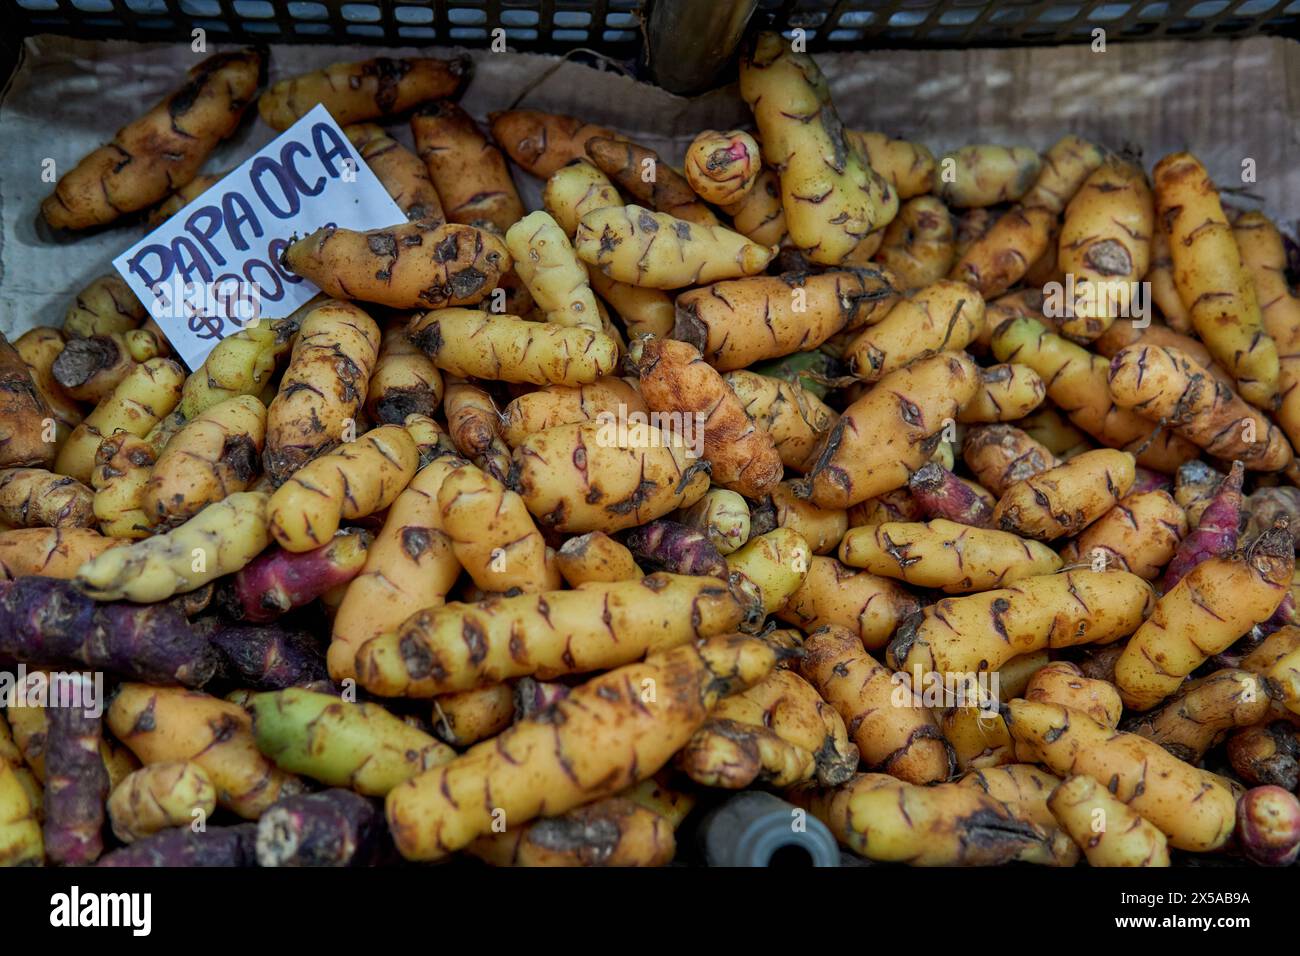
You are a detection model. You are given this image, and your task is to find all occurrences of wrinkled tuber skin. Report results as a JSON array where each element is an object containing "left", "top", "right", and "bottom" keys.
[
  {"left": 513, "top": 677, "right": 572, "bottom": 721},
  {"left": 282, "top": 221, "right": 510, "bottom": 311},
  {"left": 432, "top": 685, "right": 516, "bottom": 746},
  {"left": 1123, "top": 669, "right": 1271, "bottom": 764},
  {"left": 790, "top": 773, "right": 1053, "bottom": 866},
  {"left": 258, "top": 55, "right": 470, "bottom": 130},
  {"left": 468, "top": 797, "right": 675, "bottom": 867},
  {"left": 42, "top": 50, "right": 263, "bottom": 230},
  {"left": 0, "top": 577, "right": 217, "bottom": 686},
  {"left": 625, "top": 519, "right": 729, "bottom": 579},
  {"left": 739, "top": 33, "right": 897, "bottom": 265},
  {"left": 98, "top": 823, "right": 259, "bottom": 867},
  {"left": 1248, "top": 486, "right": 1300, "bottom": 550},
  {"left": 201, "top": 621, "right": 333, "bottom": 691},
  {"left": 0, "top": 334, "right": 56, "bottom": 469},
  {"left": 224, "top": 530, "right": 371, "bottom": 623},
  {"left": 908, "top": 462, "right": 994, "bottom": 527},
  {"left": 1235, "top": 786, "right": 1300, "bottom": 867},
  {"left": 1228, "top": 723, "right": 1300, "bottom": 791},
  {"left": 256, "top": 789, "right": 388, "bottom": 867},
  {"left": 250, "top": 689, "right": 453, "bottom": 796},
  {"left": 0, "top": 468, "right": 95, "bottom": 529},
  {"left": 587, "top": 137, "right": 718, "bottom": 226},
  {"left": 43, "top": 683, "right": 110, "bottom": 866},
  {"left": 1162, "top": 460, "right": 1244, "bottom": 591}
]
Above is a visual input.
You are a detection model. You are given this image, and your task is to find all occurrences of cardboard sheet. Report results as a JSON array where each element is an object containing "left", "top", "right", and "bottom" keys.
[{"left": 2, "top": 33, "right": 1297, "bottom": 338}]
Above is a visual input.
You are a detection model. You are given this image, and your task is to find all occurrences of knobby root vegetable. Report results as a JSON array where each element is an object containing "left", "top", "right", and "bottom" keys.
[
  {"left": 256, "top": 789, "right": 387, "bottom": 868},
  {"left": 958, "top": 364, "right": 1046, "bottom": 424},
  {"left": 328, "top": 449, "right": 463, "bottom": 681},
  {"left": 1048, "top": 775, "right": 1170, "bottom": 867},
  {"left": 722, "top": 167, "right": 787, "bottom": 246},
  {"left": 797, "top": 351, "right": 980, "bottom": 509},
  {"left": 586, "top": 136, "right": 718, "bottom": 226},
  {"left": 1149, "top": 224, "right": 1194, "bottom": 333},
  {"left": 412, "top": 100, "right": 523, "bottom": 231},
  {"left": 990, "top": 315, "right": 1196, "bottom": 472},
  {"left": 1108, "top": 345, "right": 1292, "bottom": 471},
  {"left": 203, "top": 621, "right": 331, "bottom": 691},
  {"left": 64, "top": 274, "right": 146, "bottom": 339},
  {"left": 107, "top": 762, "right": 215, "bottom": 843},
  {"left": 839, "top": 519, "right": 1061, "bottom": 594},
  {"left": 626, "top": 519, "right": 728, "bottom": 578},
  {"left": 725, "top": 528, "right": 810, "bottom": 624},
  {"left": 1094, "top": 317, "right": 1235, "bottom": 389},
  {"left": 631, "top": 336, "right": 781, "bottom": 498},
  {"left": 1, "top": 334, "right": 57, "bottom": 470},
  {"left": 355, "top": 572, "right": 745, "bottom": 697},
  {"left": 108, "top": 685, "right": 301, "bottom": 819},
  {"left": 432, "top": 685, "right": 516, "bottom": 747},
  {"left": 345, "top": 122, "right": 444, "bottom": 223},
  {"left": 506, "top": 210, "right": 601, "bottom": 330},
  {"left": 0, "top": 761, "right": 42, "bottom": 866},
  {"left": 146, "top": 394, "right": 266, "bottom": 527},
  {"left": 791, "top": 772, "right": 1057, "bottom": 866},
  {"left": 0, "top": 577, "right": 217, "bottom": 686},
  {"left": 684, "top": 129, "right": 762, "bottom": 206},
  {"left": 1004, "top": 699, "right": 1238, "bottom": 852},
  {"left": 961, "top": 424, "right": 1057, "bottom": 497},
  {"left": 887, "top": 569, "right": 1154, "bottom": 676},
  {"left": 1247, "top": 486, "right": 1300, "bottom": 550},
  {"left": 467, "top": 797, "right": 675, "bottom": 867},
  {"left": 1125, "top": 669, "right": 1269, "bottom": 763},
  {"left": 283, "top": 221, "right": 509, "bottom": 311},
  {"left": 43, "top": 50, "right": 262, "bottom": 229},
  {"left": 1116, "top": 526, "right": 1293, "bottom": 710},
  {"left": 740, "top": 33, "right": 897, "bottom": 265},
  {"left": 52, "top": 331, "right": 164, "bottom": 404},
  {"left": 383, "top": 633, "right": 778, "bottom": 860},
  {"left": 251, "top": 689, "right": 454, "bottom": 796},
  {"left": 437, "top": 462, "right": 560, "bottom": 593},
  {"left": 950, "top": 764, "right": 1080, "bottom": 865},
  {"left": 1056, "top": 158, "right": 1153, "bottom": 339},
  {"left": 0, "top": 468, "right": 93, "bottom": 529},
  {"left": 509, "top": 420, "right": 710, "bottom": 533},
  {"left": 555, "top": 531, "right": 642, "bottom": 586},
  {"left": 935, "top": 145, "right": 1041, "bottom": 208},
  {"left": 42, "top": 679, "right": 109, "bottom": 865},
  {"left": 950, "top": 136, "right": 1104, "bottom": 297},
  {"left": 225, "top": 529, "right": 370, "bottom": 623},
  {"left": 1235, "top": 211, "right": 1300, "bottom": 451},
  {"left": 0, "top": 528, "right": 121, "bottom": 580},
  {"left": 97, "top": 823, "right": 258, "bottom": 867},
  {"left": 1153, "top": 151, "right": 1278, "bottom": 408},
  {"left": 724, "top": 370, "right": 836, "bottom": 473},
  {"left": 678, "top": 489, "right": 751, "bottom": 556},
  {"left": 55, "top": 357, "right": 185, "bottom": 484},
  {"left": 1239, "top": 627, "right": 1300, "bottom": 718},
  {"left": 844, "top": 279, "right": 983, "bottom": 381},
  {"left": 75, "top": 491, "right": 269, "bottom": 602},
  {"left": 799, "top": 624, "right": 953, "bottom": 784},
  {"left": 180, "top": 316, "right": 299, "bottom": 422},
  {"left": 847, "top": 131, "right": 935, "bottom": 200},
  {"left": 268, "top": 426, "right": 417, "bottom": 553},
  {"left": 500, "top": 378, "right": 645, "bottom": 448},
  {"left": 1023, "top": 660, "right": 1123, "bottom": 731},
  {"left": 91, "top": 432, "right": 155, "bottom": 539},
  {"left": 488, "top": 109, "right": 619, "bottom": 180},
  {"left": 408, "top": 309, "right": 619, "bottom": 387},
  {"left": 674, "top": 269, "right": 898, "bottom": 371},
  {"left": 766, "top": 481, "right": 847, "bottom": 554},
  {"left": 907, "top": 463, "right": 995, "bottom": 528},
  {"left": 1062, "top": 490, "right": 1187, "bottom": 579},
  {"left": 1163, "top": 460, "right": 1243, "bottom": 590},
  {"left": 1228, "top": 722, "right": 1300, "bottom": 790},
  {"left": 1235, "top": 786, "right": 1300, "bottom": 867},
  {"left": 14, "top": 328, "right": 82, "bottom": 445},
  {"left": 258, "top": 54, "right": 469, "bottom": 130},
  {"left": 574, "top": 204, "right": 774, "bottom": 289},
  {"left": 366, "top": 321, "right": 444, "bottom": 425},
  {"left": 775, "top": 555, "right": 919, "bottom": 651},
  {"left": 992, "top": 448, "right": 1136, "bottom": 541}
]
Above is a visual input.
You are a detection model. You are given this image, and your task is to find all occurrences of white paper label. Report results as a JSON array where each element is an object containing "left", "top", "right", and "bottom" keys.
[{"left": 113, "top": 105, "right": 405, "bottom": 370}]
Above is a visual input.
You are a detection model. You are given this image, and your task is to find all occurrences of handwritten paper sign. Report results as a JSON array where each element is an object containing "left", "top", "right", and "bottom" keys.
[{"left": 113, "top": 105, "right": 406, "bottom": 370}]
